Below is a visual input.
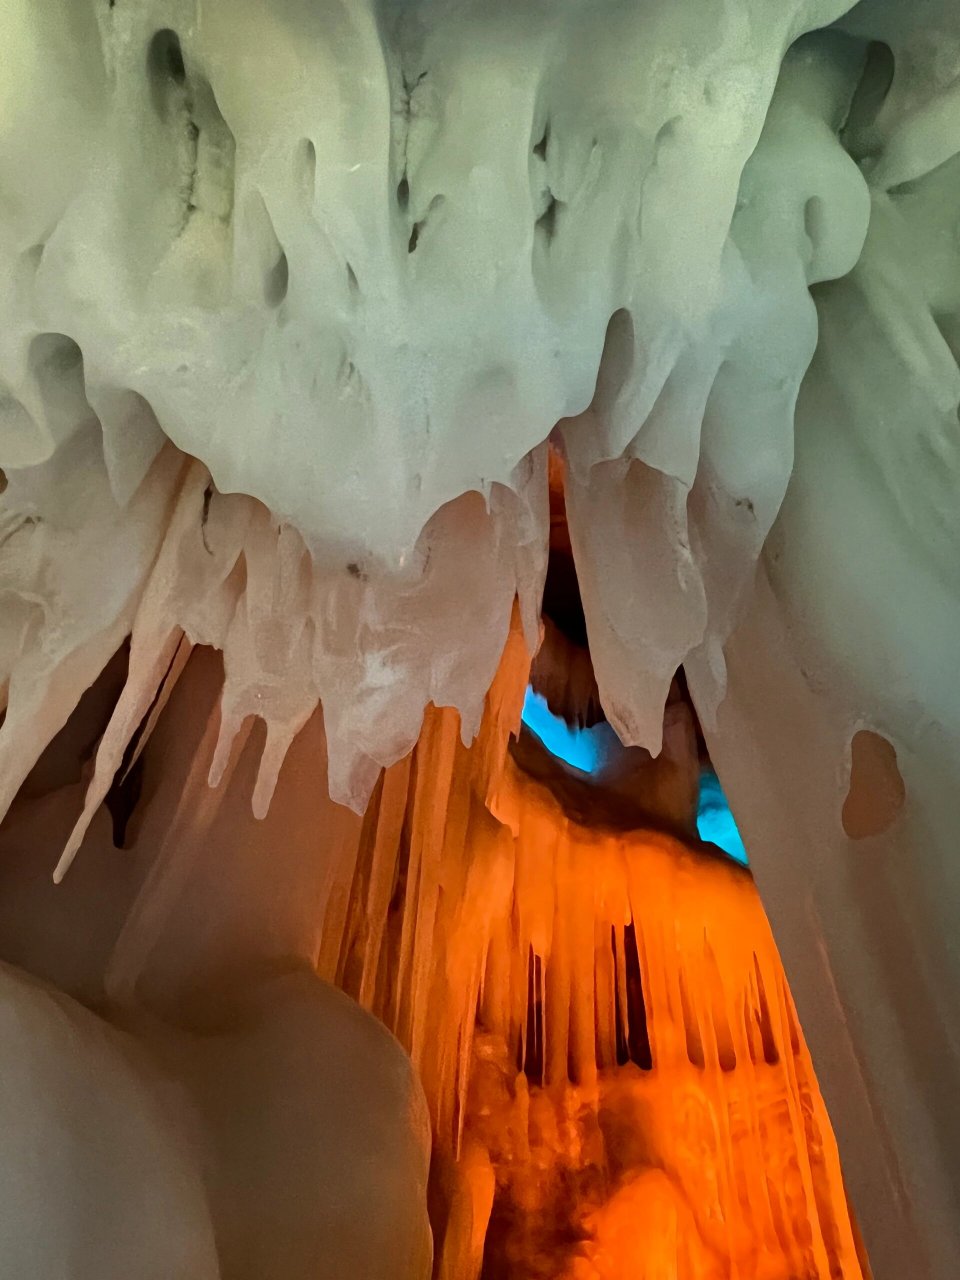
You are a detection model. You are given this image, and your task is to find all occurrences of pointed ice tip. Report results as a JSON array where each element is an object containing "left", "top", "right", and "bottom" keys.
[
  {"left": 459, "top": 703, "right": 482, "bottom": 749},
  {"left": 251, "top": 781, "right": 271, "bottom": 822},
  {"left": 52, "top": 839, "right": 80, "bottom": 885},
  {"left": 606, "top": 701, "right": 665, "bottom": 759},
  {"left": 252, "top": 743, "right": 284, "bottom": 820},
  {"left": 326, "top": 748, "right": 383, "bottom": 816},
  {"left": 207, "top": 719, "right": 238, "bottom": 790},
  {"left": 54, "top": 805, "right": 102, "bottom": 883}
]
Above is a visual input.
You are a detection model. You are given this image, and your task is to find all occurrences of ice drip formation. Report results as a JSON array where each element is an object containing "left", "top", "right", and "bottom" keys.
[{"left": 0, "top": 0, "right": 958, "bottom": 1277}]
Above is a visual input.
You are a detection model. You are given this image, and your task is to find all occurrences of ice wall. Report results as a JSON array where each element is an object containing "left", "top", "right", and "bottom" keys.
[{"left": 698, "top": 5, "right": 960, "bottom": 1274}]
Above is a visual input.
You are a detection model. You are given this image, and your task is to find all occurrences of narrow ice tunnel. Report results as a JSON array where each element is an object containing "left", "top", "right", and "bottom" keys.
[{"left": 0, "top": 1, "right": 959, "bottom": 1277}]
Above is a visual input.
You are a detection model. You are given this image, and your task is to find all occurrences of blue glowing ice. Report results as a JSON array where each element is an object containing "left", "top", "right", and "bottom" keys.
[
  {"left": 520, "top": 685, "right": 749, "bottom": 865},
  {"left": 696, "top": 770, "right": 749, "bottom": 865},
  {"left": 520, "top": 686, "right": 603, "bottom": 773}
]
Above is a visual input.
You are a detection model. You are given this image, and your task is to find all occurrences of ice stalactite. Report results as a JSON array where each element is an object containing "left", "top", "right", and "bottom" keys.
[
  {"left": 0, "top": 437, "right": 547, "bottom": 828},
  {"left": 315, "top": 628, "right": 865, "bottom": 1280},
  {"left": 14, "top": 614, "right": 865, "bottom": 1279},
  {"left": 0, "top": 0, "right": 868, "bottom": 805}
]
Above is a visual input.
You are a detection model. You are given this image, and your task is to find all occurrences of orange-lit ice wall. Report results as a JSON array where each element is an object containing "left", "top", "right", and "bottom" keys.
[{"left": 318, "top": 623, "right": 870, "bottom": 1280}]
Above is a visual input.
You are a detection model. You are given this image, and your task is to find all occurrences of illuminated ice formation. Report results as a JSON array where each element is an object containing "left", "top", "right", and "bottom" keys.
[
  {"left": 696, "top": 769, "right": 749, "bottom": 865},
  {"left": 0, "top": 0, "right": 959, "bottom": 1276},
  {"left": 0, "top": 628, "right": 860, "bottom": 1280},
  {"left": 520, "top": 685, "right": 607, "bottom": 774},
  {"left": 520, "top": 687, "right": 749, "bottom": 863}
]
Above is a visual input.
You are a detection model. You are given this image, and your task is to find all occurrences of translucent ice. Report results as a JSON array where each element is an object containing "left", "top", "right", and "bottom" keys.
[{"left": 0, "top": 3, "right": 959, "bottom": 1273}]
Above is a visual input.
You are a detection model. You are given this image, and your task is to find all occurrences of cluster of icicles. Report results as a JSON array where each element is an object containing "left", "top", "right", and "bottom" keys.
[
  {"left": 324, "top": 626, "right": 866, "bottom": 1279},
  {"left": 0, "top": 428, "right": 864, "bottom": 1277},
  {"left": 0, "top": 437, "right": 545, "bottom": 846},
  {"left": 27, "top": 535, "right": 871, "bottom": 1279}
]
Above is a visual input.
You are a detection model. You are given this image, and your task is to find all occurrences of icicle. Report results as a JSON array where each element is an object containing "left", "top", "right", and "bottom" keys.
[
  {"left": 64, "top": 601, "right": 862, "bottom": 1278},
  {"left": 208, "top": 710, "right": 246, "bottom": 790},
  {"left": 0, "top": 440, "right": 185, "bottom": 826},
  {"left": 410, "top": 715, "right": 463, "bottom": 1071},
  {"left": 358, "top": 757, "right": 412, "bottom": 1010},
  {"left": 118, "top": 633, "right": 193, "bottom": 782},
  {"left": 251, "top": 711, "right": 314, "bottom": 819},
  {"left": 55, "top": 458, "right": 246, "bottom": 879},
  {"left": 53, "top": 627, "right": 184, "bottom": 882},
  {"left": 103, "top": 707, "right": 254, "bottom": 1004},
  {"left": 594, "top": 921, "right": 618, "bottom": 1072}
]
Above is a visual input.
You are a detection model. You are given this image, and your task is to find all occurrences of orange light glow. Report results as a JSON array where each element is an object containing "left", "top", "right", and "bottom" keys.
[{"left": 315, "top": 619, "right": 869, "bottom": 1280}]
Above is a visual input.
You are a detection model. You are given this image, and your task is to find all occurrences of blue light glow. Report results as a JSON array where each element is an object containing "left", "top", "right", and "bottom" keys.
[
  {"left": 520, "top": 686, "right": 602, "bottom": 773},
  {"left": 697, "top": 770, "right": 749, "bottom": 865},
  {"left": 520, "top": 686, "right": 749, "bottom": 866}
]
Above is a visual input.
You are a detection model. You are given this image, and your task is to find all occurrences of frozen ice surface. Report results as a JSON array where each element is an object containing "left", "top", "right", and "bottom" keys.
[
  {"left": 0, "top": 0, "right": 877, "bottom": 806},
  {"left": 0, "top": 2, "right": 959, "bottom": 1272}
]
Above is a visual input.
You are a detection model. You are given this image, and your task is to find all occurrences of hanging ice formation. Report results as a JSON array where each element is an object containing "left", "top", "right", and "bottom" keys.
[
  {"left": 0, "top": 617, "right": 866, "bottom": 1279},
  {"left": 1, "top": 0, "right": 959, "bottom": 1276}
]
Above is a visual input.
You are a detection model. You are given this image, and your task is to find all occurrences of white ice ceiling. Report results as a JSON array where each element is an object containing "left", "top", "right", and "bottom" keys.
[{"left": 4, "top": 0, "right": 941, "bottom": 806}]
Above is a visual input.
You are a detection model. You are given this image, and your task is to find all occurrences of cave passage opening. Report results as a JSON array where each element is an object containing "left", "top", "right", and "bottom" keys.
[{"left": 519, "top": 448, "right": 748, "bottom": 865}]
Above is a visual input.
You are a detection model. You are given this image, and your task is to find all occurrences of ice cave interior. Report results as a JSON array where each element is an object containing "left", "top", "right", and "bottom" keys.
[{"left": 0, "top": 1, "right": 958, "bottom": 1277}]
